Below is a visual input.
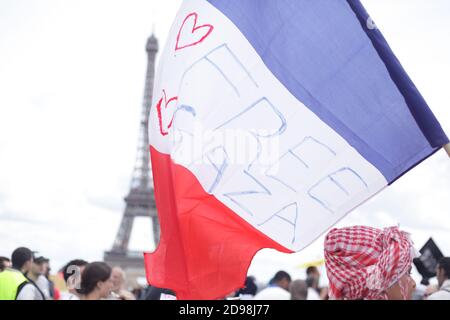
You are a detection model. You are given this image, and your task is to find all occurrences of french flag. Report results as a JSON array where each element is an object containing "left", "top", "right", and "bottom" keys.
[{"left": 144, "top": 0, "right": 449, "bottom": 300}]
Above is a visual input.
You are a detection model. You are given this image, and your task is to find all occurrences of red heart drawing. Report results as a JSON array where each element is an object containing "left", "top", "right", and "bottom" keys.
[
  {"left": 175, "top": 12, "right": 214, "bottom": 51},
  {"left": 156, "top": 90, "right": 178, "bottom": 136}
]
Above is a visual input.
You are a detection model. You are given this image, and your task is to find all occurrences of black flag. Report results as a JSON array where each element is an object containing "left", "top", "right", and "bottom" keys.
[{"left": 413, "top": 238, "right": 444, "bottom": 285}]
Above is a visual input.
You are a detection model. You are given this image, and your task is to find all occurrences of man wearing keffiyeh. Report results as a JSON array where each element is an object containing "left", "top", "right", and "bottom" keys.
[{"left": 324, "top": 226, "right": 416, "bottom": 300}]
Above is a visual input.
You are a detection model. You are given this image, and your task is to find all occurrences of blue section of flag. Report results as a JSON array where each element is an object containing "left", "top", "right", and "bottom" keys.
[
  {"left": 208, "top": 0, "right": 448, "bottom": 183},
  {"left": 346, "top": 1, "right": 448, "bottom": 150}
]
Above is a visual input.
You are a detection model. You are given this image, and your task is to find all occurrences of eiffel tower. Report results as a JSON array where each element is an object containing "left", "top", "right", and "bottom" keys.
[{"left": 104, "top": 34, "right": 159, "bottom": 283}]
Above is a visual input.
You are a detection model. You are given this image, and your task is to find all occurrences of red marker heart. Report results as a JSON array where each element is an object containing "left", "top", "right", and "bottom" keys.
[
  {"left": 175, "top": 12, "right": 214, "bottom": 51},
  {"left": 156, "top": 90, "right": 178, "bottom": 136}
]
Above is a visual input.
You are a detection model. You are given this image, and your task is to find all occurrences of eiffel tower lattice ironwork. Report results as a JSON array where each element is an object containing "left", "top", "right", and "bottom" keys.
[{"left": 104, "top": 34, "right": 159, "bottom": 273}]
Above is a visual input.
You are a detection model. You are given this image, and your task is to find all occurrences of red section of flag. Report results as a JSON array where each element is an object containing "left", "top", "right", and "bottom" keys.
[{"left": 144, "top": 146, "right": 293, "bottom": 300}]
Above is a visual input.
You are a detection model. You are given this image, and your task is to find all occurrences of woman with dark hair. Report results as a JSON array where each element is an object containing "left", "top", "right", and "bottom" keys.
[{"left": 77, "top": 262, "right": 113, "bottom": 300}]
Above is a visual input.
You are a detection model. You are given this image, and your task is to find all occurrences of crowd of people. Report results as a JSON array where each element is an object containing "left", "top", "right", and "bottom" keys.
[
  {"left": 0, "top": 248, "right": 137, "bottom": 300},
  {"left": 232, "top": 266, "right": 328, "bottom": 300},
  {"left": 1, "top": 226, "right": 450, "bottom": 300}
]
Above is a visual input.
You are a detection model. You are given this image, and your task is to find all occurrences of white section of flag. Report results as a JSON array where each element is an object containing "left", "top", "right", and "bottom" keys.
[{"left": 150, "top": 0, "right": 388, "bottom": 251}]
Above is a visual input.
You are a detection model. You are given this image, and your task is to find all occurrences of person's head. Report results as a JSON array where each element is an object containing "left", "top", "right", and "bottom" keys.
[
  {"left": 31, "top": 256, "right": 49, "bottom": 276},
  {"left": 41, "top": 259, "right": 50, "bottom": 276},
  {"left": 383, "top": 267, "right": 416, "bottom": 300},
  {"left": 436, "top": 257, "right": 450, "bottom": 288},
  {"left": 324, "top": 226, "right": 416, "bottom": 300},
  {"left": 62, "top": 259, "right": 88, "bottom": 291},
  {"left": 111, "top": 266, "right": 126, "bottom": 292},
  {"left": 306, "top": 266, "right": 320, "bottom": 278},
  {"left": 306, "top": 266, "right": 320, "bottom": 288},
  {"left": 77, "top": 262, "right": 113, "bottom": 299},
  {"left": 235, "top": 276, "right": 257, "bottom": 297},
  {"left": 270, "top": 271, "right": 291, "bottom": 291},
  {"left": 0, "top": 256, "right": 12, "bottom": 271},
  {"left": 290, "top": 279, "right": 308, "bottom": 300},
  {"left": 11, "top": 247, "right": 34, "bottom": 273}
]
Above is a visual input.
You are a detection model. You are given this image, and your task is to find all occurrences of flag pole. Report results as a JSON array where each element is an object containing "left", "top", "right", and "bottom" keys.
[{"left": 444, "top": 143, "right": 450, "bottom": 158}]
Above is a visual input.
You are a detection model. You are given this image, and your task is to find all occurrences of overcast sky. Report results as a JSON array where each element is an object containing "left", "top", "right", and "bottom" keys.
[{"left": 0, "top": 0, "right": 449, "bottom": 286}]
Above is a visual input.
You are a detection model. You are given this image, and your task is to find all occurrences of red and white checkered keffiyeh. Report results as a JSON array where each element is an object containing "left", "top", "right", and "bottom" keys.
[{"left": 324, "top": 226, "right": 414, "bottom": 300}]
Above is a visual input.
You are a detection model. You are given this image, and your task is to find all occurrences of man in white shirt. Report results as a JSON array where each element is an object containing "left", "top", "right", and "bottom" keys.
[
  {"left": 306, "top": 266, "right": 322, "bottom": 300},
  {"left": 253, "top": 271, "right": 291, "bottom": 300},
  {"left": 428, "top": 257, "right": 450, "bottom": 300},
  {"left": 16, "top": 279, "right": 46, "bottom": 300},
  {"left": 29, "top": 256, "right": 52, "bottom": 299}
]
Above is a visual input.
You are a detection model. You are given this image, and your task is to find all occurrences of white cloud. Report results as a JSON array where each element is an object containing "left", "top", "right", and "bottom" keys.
[{"left": 0, "top": 0, "right": 182, "bottom": 270}]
